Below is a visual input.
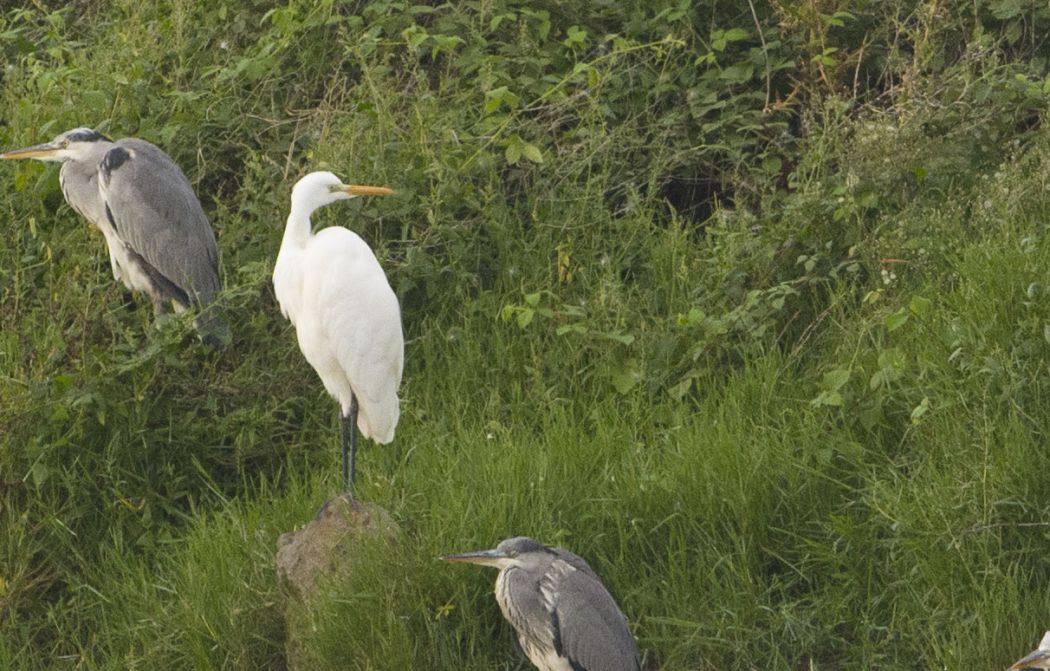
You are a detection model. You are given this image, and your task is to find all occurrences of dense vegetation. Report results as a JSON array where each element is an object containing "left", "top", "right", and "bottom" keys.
[{"left": 3, "top": 0, "right": 1050, "bottom": 668}]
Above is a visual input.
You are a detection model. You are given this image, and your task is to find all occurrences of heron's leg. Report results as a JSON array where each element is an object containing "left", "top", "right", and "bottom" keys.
[
  {"left": 340, "top": 394, "right": 359, "bottom": 495},
  {"left": 152, "top": 298, "right": 168, "bottom": 323}
]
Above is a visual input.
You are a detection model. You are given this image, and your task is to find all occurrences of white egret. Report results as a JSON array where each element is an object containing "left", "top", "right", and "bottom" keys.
[{"left": 273, "top": 171, "right": 403, "bottom": 492}]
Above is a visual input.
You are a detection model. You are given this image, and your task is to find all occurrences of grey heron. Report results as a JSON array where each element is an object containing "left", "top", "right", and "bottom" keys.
[
  {"left": 273, "top": 171, "right": 402, "bottom": 493},
  {"left": 442, "top": 536, "right": 641, "bottom": 671},
  {"left": 1, "top": 127, "right": 227, "bottom": 346},
  {"left": 1010, "top": 631, "right": 1050, "bottom": 669}
]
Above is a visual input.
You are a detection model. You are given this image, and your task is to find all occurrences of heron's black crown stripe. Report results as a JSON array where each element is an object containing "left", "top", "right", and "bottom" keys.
[{"left": 66, "top": 129, "right": 110, "bottom": 143}]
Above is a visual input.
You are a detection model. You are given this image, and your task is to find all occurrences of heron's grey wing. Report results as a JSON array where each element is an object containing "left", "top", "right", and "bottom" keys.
[
  {"left": 98, "top": 139, "right": 221, "bottom": 306},
  {"left": 547, "top": 552, "right": 641, "bottom": 671},
  {"left": 498, "top": 565, "right": 561, "bottom": 665}
]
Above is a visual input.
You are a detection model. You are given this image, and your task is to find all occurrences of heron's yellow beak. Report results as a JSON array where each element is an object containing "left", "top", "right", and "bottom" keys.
[
  {"left": 341, "top": 184, "right": 394, "bottom": 197},
  {"left": 0, "top": 142, "right": 62, "bottom": 160}
]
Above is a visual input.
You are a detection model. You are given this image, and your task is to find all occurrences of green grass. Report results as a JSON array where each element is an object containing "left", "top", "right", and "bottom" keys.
[{"left": 5, "top": 0, "right": 1050, "bottom": 669}]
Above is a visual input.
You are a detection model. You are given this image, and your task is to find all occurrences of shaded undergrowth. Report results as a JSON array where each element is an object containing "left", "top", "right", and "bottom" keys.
[{"left": 3, "top": 1, "right": 1050, "bottom": 669}]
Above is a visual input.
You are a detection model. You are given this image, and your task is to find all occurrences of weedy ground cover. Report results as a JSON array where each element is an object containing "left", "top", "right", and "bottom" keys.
[{"left": 3, "top": 1, "right": 1050, "bottom": 669}]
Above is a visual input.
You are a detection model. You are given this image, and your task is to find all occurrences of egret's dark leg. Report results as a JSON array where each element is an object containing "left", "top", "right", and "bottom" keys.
[{"left": 340, "top": 394, "right": 360, "bottom": 494}]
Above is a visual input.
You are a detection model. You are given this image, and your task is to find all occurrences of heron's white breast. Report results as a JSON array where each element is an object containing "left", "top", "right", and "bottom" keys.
[{"left": 528, "top": 650, "right": 574, "bottom": 671}]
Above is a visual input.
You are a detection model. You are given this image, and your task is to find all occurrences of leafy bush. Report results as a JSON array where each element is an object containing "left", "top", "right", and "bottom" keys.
[{"left": 5, "top": 0, "right": 1050, "bottom": 668}]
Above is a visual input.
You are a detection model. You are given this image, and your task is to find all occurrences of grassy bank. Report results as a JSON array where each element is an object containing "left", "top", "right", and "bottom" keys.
[{"left": 3, "top": 1, "right": 1050, "bottom": 668}]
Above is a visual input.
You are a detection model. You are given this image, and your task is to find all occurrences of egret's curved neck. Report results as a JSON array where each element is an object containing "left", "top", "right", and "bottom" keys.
[{"left": 283, "top": 202, "right": 316, "bottom": 248}]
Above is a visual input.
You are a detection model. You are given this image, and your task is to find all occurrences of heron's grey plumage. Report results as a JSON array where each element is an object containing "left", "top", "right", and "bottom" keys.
[
  {"left": 2, "top": 127, "right": 227, "bottom": 345},
  {"left": 98, "top": 138, "right": 221, "bottom": 308},
  {"left": 444, "top": 536, "right": 640, "bottom": 671},
  {"left": 1009, "top": 631, "right": 1050, "bottom": 669},
  {"left": 57, "top": 136, "right": 110, "bottom": 233}
]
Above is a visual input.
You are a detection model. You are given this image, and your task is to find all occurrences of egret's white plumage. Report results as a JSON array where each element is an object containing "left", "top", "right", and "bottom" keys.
[{"left": 273, "top": 171, "right": 402, "bottom": 488}]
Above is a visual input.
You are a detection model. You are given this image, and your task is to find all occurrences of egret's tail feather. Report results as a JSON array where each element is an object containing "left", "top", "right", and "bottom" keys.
[{"left": 357, "top": 396, "right": 399, "bottom": 444}]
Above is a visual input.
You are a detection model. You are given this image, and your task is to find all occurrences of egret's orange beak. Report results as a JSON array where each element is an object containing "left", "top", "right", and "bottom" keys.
[{"left": 342, "top": 184, "right": 394, "bottom": 197}]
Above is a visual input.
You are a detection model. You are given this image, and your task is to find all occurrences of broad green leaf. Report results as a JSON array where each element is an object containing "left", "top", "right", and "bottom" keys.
[
  {"left": 990, "top": 0, "right": 1022, "bottom": 20},
  {"left": 522, "top": 143, "right": 543, "bottom": 163},
  {"left": 484, "top": 86, "right": 519, "bottom": 113},
  {"left": 822, "top": 368, "right": 850, "bottom": 392},
  {"left": 910, "top": 397, "right": 930, "bottom": 424},
  {"left": 563, "top": 25, "right": 587, "bottom": 47},
  {"left": 610, "top": 362, "right": 639, "bottom": 394},
  {"left": 720, "top": 62, "right": 753, "bottom": 83},
  {"left": 430, "top": 34, "right": 464, "bottom": 57},
  {"left": 505, "top": 141, "right": 521, "bottom": 165},
  {"left": 556, "top": 324, "right": 586, "bottom": 336},
  {"left": 869, "top": 370, "right": 888, "bottom": 391},
  {"left": 885, "top": 310, "right": 909, "bottom": 332},
  {"left": 602, "top": 332, "right": 635, "bottom": 345},
  {"left": 516, "top": 307, "right": 534, "bottom": 328},
  {"left": 909, "top": 295, "right": 931, "bottom": 317},
  {"left": 722, "top": 28, "right": 749, "bottom": 42},
  {"left": 811, "top": 390, "right": 843, "bottom": 407},
  {"left": 31, "top": 461, "right": 49, "bottom": 487},
  {"left": 403, "top": 26, "right": 428, "bottom": 49},
  {"left": 669, "top": 376, "right": 693, "bottom": 400}
]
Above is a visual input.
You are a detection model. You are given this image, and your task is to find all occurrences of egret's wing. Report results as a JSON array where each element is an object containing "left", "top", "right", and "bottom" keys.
[
  {"left": 98, "top": 139, "right": 221, "bottom": 306},
  {"left": 310, "top": 228, "right": 404, "bottom": 442},
  {"left": 548, "top": 552, "right": 641, "bottom": 671}
]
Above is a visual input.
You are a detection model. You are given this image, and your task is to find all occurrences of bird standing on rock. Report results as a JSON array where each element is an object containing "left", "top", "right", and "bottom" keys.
[
  {"left": 443, "top": 536, "right": 641, "bottom": 671},
  {"left": 273, "top": 170, "right": 403, "bottom": 493}
]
